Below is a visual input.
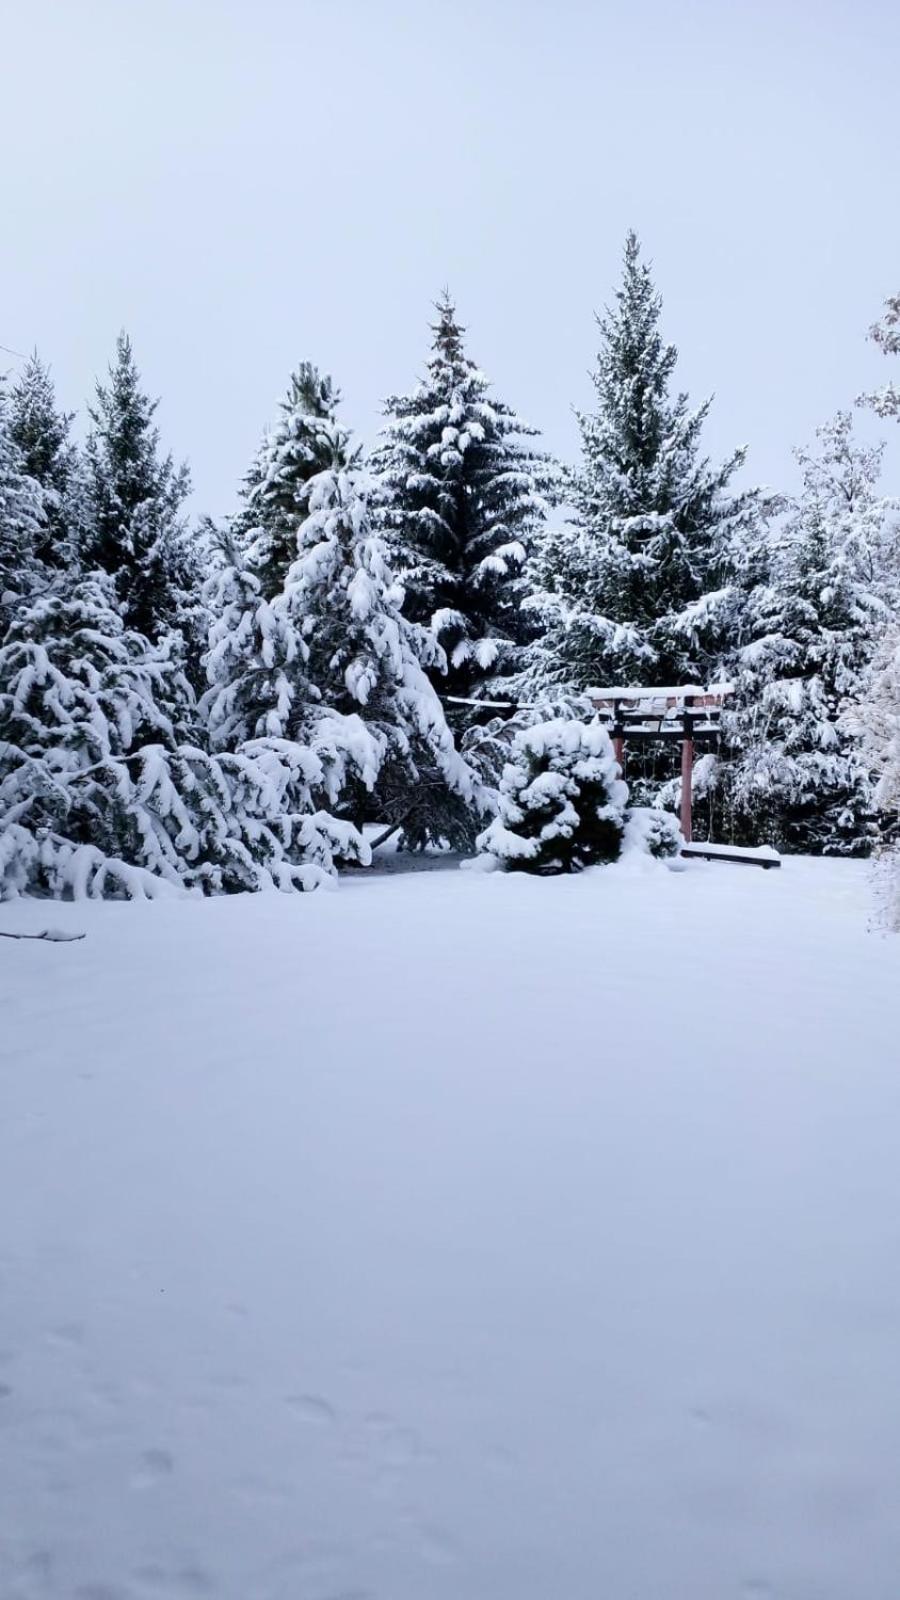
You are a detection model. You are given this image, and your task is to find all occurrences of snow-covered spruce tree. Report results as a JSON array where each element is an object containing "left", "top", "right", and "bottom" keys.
[
  {"left": 280, "top": 466, "right": 487, "bottom": 847},
  {"left": 373, "top": 293, "right": 554, "bottom": 704},
  {"left": 477, "top": 719, "right": 628, "bottom": 873},
  {"left": 0, "top": 379, "right": 46, "bottom": 635},
  {"left": 200, "top": 522, "right": 379, "bottom": 859},
  {"left": 0, "top": 572, "right": 368, "bottom": 900},
  {"left": 84, "top": 333, "right": 204, "bottom": 658},
  {"left": 521, "top": 232, "right": 770, "bottom": 696},
  {"left": 236, "top": 363, "right": 353, "bottom": 600},
  {"left": 0, "top": 573, "right": 190, "bottom": 897},
  {"left": 9, "top": 353, "right": 83, "bottom": 574},
  {"left": 202, "top": 527, "right": 305, "bottom": 751},
  {"left": 719, "top": 413, "right": 897, "bottom": 855}
]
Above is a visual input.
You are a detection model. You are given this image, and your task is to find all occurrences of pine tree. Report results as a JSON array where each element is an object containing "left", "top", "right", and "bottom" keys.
[
  {"left": 522, "top": 233, "right": 769, "bottom": 695},
  {"left": 373, "top": 293, "right": 553, "bottom": 702},
  {"left": 236, "top": 363, "right": 352, "bottom": 600},
  {"left": 8, "top": 353, "right": 82, "bottom": 573},
  {"left": 476, "top": 718, "right": 628, "bottom": 873},
  {"left": 720, "top": 413, "right": 896, "bottom": 855},
  {"left": 201, "top": 520, "right": 382, "bottom": 819},
  {"left": 0, "top": 573, "right": 192, "bottom": 896},
  {"left": 281, "top": 467, "right": 486, "bottom": 845},
  {"left": 0, "top": 379, "right": 46, "bottom": 635},
  {"left": 202, "top": 528, "right": 306, "bottom": 751},
  {"left": 84, "top": 333, "right": 202, "bottom": 650},
  {"left": 0, "top": 571, "right": 368, "bottom": 899}
]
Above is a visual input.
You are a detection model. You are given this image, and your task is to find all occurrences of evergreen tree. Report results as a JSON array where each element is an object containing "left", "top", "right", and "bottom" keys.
[
  {"left": 280, "top": 467, "right": 486, "bottom": 845},
  {"left": 522, "top": 233, "right": 769, "bottom": 695},
  {"left": 202, "top": 528, "right": 306, "bottom": 751},
  {"left": 84, "top": 333, "right": 202, "bottom": 650},
  {"left": 0, "top": 574, "right": 191, "bottom": 896},
  {"left": 373, "top": 293, "right": 553, "bottom": 701},
  {"left": 0, "top": 379, "right": 46, "bottom": 635},
  {"left": 476, "top": 718, "right": 628, "bottom": 874},
  {"left": 236, "top": 363, "right": 352, "bottom": 600},
  {"left": 201, "top": 521, "right": 382, "bottom": 816},
  {"left": 0, "top": 572, "right": 367, "bottom": 899},
  {"left": 720, "top": 413, "right": 896, "bottom": 854},
  {"left": 8, "top": 353, "right": 82, "bottom": 572}
]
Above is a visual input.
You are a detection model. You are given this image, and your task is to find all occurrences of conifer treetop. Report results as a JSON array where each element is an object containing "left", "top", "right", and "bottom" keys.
[
  {"left": 374, "top": 292, "right": 555, "bottom": 699},
  {"left": 9, "top": 352, "right": 74, "bottom": 495},
  {"left": 84, "top": 332, "right": 196, "bottom": 647},
  {"left": 522, "top": 231, "right": 769, "bottom": 696},
  {"left": 237, "top": 361, "right": 353, "bottom": 600}
]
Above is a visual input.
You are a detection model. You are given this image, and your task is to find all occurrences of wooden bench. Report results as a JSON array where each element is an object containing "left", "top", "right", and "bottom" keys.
[{"left": 681, "top": 842, "right": 781, "bottom": 870}]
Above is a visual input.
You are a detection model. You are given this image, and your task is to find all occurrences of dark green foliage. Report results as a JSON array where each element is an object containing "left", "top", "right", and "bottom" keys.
[
  {"left": 524, "top": 233, "right": 769, "bottom": 695},
  {"left": 374, "top": 294, "right": 554, "bottom": 702},
  {"left": 8, "top": 353, "right": 81, "bottom": 574},
  {"left": 477, "top": 718, "right": 627, "bottom": 874},
  {"left": 84, "top": 333, "right": 201, "bottom": 650},
  {"left": 236, "top": 363, "right": 352, "bottom": 600}
]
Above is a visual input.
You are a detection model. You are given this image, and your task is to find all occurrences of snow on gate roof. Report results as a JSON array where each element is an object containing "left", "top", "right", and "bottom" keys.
[{"left": 586, "top": 683, "right": 734, "bottom": 702}]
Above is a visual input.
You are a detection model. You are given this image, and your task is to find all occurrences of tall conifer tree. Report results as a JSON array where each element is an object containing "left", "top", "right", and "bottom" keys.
[
  {"left": 373, "top": 294, "right": 553, "bottom": 702},
  {"left": 720, "top": 413, "right": 897, "bottom": 854},
  {"left": 281, "top": 466, "right": 485, "bottom": 843},
  {"left": 523, "top": 233, "right": 768, "bottom": 694},
  {"left": 84, "top": 334, "right": 200, "bottom": 648},
  {"left": 9, "top": 353, "right": 85, "bottom": 574},
  {"left": 236, "top": 363, "right": 352, "bottom": 600},
  {"left": 0, "top": 379, "right": 46, "bottom": 635}
]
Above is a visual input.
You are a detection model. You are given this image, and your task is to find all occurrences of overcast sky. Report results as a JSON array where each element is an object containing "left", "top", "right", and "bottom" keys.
[{"left": 2, "top": 0, "right": 898, "bottom": 517}]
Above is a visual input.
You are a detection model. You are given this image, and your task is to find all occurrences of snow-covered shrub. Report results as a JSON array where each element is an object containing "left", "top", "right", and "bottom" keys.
[
  {"left": 622, "top": 805, "right": 682, "bottom": 860},
  {"left": 476, "top": 718, "right": 628, "bottom": 874}
]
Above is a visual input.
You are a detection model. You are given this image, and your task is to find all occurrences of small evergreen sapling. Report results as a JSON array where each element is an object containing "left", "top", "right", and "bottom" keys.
[
  {"left": 622, "top": 806, "right": 682, "bottom": 859},
  {"left": 477, "top": 718, "right": 628, "bottom": 873}
]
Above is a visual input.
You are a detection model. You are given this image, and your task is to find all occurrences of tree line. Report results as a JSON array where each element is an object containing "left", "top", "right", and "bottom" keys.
[{"left": 1, "top": 234, "right": 898, "bottom": 898}]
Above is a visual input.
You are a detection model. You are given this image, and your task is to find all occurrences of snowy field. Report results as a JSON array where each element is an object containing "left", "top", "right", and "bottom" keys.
[{"left": 2, "top": 856, "right": 898, "bottom": 1600}]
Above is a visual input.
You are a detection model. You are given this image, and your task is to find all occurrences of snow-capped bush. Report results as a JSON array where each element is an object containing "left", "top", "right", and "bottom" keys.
[
  {"left": 622, "top": 806, "right": 682, "bottom": 860},
  {"left": 476, "top": 718, "right": 628, "bottom": 874}
]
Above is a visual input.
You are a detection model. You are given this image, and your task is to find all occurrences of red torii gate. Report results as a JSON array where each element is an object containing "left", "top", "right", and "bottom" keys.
[
  {"left": 447, "top": 682, "right": 779, "bottom": 866},
  {"left": 587, "top": 684, "right": 733, "bottom": 844}
]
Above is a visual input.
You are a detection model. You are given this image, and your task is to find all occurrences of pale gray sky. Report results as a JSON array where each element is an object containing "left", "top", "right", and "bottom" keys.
[{"left": 2, "top": 0, "right": 898, "bottom": 516}]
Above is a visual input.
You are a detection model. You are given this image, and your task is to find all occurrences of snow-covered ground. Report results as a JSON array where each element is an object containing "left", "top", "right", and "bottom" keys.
[{"left": 2, "top": 857, "right": 898, "bottom": 1600}]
